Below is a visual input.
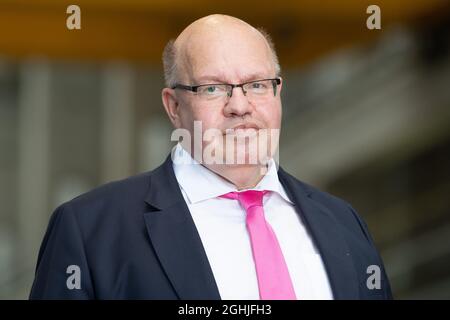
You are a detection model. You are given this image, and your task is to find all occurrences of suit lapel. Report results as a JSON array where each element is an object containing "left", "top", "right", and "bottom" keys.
[
  {"left": 278, "top": 167, "right": 360, "bottom": 299},
  {"left": 143, "top": 155, "right": 221, "bottom": 300}
]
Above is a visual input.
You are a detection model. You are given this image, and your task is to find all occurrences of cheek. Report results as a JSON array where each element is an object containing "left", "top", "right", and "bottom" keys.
[
  {"left": 262, "top": 101, "right": 282, "bottom": 128},
  {"left": 192, "top": 107, "right": 223, "bottom": 131},
  {"left": 178, "top": 107, "right": 195, "bottom": 130},
  {"left": 178, "top": 101, "right": 217, "bottom": 130}
]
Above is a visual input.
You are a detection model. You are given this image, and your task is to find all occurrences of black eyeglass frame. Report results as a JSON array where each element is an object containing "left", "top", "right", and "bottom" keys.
[{"left": 171, "top": 77, "right": 281, "bottom": 97}]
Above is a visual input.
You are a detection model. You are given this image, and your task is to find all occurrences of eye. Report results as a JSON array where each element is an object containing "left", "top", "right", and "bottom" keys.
[
  {"left": 206, "top": 86, "right": 217, "bottom": 93},
  {"left": 247, "top": 81, "right": 269, "bottom": 93},
  {"left": 251, "top": 82, "right": 265, "bottom": 89},
  {"left": 198, "top": 85, "right": 225, "bottom": 96}
]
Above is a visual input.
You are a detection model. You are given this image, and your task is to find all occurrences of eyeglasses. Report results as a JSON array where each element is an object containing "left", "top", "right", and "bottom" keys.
[{"left": 172, "top": 78, "right": 281, "bottom": 102}]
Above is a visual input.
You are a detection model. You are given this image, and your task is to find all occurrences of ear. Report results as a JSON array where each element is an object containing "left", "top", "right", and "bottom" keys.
[{"left": 161, "top": 88, "right": 181, "bottom": 128}]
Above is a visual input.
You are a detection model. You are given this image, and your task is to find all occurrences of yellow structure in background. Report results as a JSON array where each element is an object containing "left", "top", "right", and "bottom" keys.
[{"left": 0, "top": 0, "right": 447, "bottom": 66}]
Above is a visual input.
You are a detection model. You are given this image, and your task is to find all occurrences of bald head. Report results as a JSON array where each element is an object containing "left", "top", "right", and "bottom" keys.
[
  {"left": 162, "top": 14, "right": 280, "bottom": 88},
  {"left": 176, "top": 15, "right": 255, "bottom": 47}
]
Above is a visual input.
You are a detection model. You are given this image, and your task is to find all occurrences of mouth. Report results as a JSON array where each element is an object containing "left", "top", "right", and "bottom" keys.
[{"left": 224, "top": 123, "right": 260, "bottom": 135}]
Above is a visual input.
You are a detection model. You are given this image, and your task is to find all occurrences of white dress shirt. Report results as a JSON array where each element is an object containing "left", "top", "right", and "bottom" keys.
[{"left": 172, "top": 144, "right": 334, "bottom": 300}]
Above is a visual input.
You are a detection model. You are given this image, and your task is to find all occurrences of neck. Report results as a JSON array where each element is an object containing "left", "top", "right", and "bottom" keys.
[{"left": 204, "top": 163, "right": 268, "bottom": 190}]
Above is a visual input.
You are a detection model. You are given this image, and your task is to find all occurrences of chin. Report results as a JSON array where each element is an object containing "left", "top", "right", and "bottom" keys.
[{"left": 229, "top": 143, "right": 268, "bottom": 166}]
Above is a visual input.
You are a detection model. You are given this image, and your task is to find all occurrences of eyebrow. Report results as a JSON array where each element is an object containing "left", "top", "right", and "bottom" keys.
[
  {"left": 194, "top": 75, "right": 226, "bottom": 84},
  {"left": 194, "top": 73, "right": 270, "bottom": 84}
]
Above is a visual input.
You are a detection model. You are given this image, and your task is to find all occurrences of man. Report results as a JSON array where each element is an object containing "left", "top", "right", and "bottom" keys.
[{"left": 30, "top": 14, "right": 392, "bottom": 300}]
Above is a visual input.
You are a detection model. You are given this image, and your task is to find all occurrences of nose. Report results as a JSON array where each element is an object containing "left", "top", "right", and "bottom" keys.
[{"left": 223, "top": 86, "right": 253, "bottom": 118}]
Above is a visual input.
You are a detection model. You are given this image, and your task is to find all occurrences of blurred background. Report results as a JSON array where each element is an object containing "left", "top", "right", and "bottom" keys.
[{"left": 0, "top": 0, "right": 449, "bottom": 299}]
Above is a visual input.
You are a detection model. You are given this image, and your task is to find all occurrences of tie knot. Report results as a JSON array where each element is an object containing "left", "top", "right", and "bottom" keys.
[{"left": 220, "top": 190, "right": 268, "bottom": 211}]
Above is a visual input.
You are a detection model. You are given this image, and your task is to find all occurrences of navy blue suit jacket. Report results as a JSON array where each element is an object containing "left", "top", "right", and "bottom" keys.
[{"left": 30, "top": 155, "right": 393, "bottom": 299}]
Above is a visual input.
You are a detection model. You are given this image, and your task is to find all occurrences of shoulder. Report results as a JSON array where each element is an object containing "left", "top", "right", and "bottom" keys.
[
  {"left": 51, "top": 169, "right": 156, "bottom": 229},
  {"left": 278, "top": 167, "right": 352, "bottom": 211},
  {"left": 278, "top": 167, "right": 373, "bottom": 240},
  {"left": 71, "top": 170, "right": 152, "bottom": 207}
]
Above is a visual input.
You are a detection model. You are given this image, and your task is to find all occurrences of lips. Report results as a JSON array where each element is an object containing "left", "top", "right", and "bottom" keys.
[
  {"left": 232, "top": 123, "right": 259, "bottom": 130},
  {"left": 224, "top": 123, "right": 260, "bottom": 134}
]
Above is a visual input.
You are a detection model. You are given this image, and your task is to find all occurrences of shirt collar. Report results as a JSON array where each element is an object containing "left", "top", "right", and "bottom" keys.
[{"left": 171, "top": 143, "right": 294, "bottom": 205}]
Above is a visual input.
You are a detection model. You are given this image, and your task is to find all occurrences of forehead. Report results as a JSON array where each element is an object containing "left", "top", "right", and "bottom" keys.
[{"left": 178, "top": 27, "right": 275, "bottom": 83}]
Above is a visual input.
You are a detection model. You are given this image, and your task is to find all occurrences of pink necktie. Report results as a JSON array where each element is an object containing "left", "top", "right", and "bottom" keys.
[{"left": 220, "top": 190, "right": 297, "bottom": 300}]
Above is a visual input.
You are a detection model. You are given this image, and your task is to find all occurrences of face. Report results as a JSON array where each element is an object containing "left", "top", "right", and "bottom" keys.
[{"left": 162, "top": 22, "right": 282, "bottom": 167}]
